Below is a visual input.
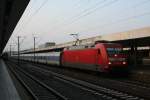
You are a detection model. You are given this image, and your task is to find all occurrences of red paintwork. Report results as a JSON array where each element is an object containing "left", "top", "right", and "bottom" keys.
[
  {"left": 62, "top": 48, "right": 101, "bottom": 64},
  {"left": 62, "top": 43, "right": 127, "bottom": 72}
]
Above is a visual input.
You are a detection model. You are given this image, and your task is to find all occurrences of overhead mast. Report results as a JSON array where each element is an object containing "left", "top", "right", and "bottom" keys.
[{"left": 70, "top": 33, "right": 80, "bottom": 46}]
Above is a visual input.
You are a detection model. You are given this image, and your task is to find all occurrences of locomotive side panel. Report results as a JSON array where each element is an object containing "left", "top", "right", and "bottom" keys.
[{"left": 62, "top": 49, "right": 101, "bottom": 71}]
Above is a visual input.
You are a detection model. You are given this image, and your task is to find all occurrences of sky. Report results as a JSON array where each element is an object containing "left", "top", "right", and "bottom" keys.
[{"left": 4, "top": 0, "right": 150, "bottom": 51}]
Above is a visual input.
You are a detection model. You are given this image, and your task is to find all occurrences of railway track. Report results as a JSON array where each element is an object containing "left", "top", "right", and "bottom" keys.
[
  {"left": 9, "top": 60, "right": 146, "bottom": 100},
  {"left": 10, "top": 60, "right": 150, "bottom": 89},
  {"left": 113, "top": 78, "right": 150, "bottom": 89},
  {"left": 30, "top": 61, "right": 150, "bottom": 89},
  {"left": 26, "top": 61, "right": 150, "bottom": 100},
  {"left": 6, "top": 62, "right": 67, "bottom": 100},
  {"left": 7, "top": 61, "right": 122, "bottom": 100},
  {"left": 23, "top": 60, "right": 150, "bottom": 88}
]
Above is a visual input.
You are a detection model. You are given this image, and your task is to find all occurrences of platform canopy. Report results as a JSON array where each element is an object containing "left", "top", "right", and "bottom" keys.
[
  {"left": 0, "top": 0, "right": 30, "bottom": 54},
  {"left": 112, "top": 36, "right": 150, "bottom": 47}
]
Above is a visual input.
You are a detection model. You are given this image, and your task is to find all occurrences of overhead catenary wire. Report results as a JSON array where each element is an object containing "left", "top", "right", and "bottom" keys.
[
  {"left": 40, "top": 0, "right": 150, "bottom": 45},
  {"left": 10, "top": 0, "right": 49, "bottom": 51},
  {"left": 73, "top": 0, "right": 83, "bottom": 7},
  {"left": 46, "top": 0, "right": 107, "bottom": 32},
  {"left": 68, "top": 0, "right": 150, "bottom": 26},
  {"left": 50, "top": 0, "right": 108, "bottom": 30},
  {"left": 25, "top": 0, "right": 49, "bottom": 26},
  {"left": 81, "top": 11, "right": 150, "bottom": 33},
  {"left": 4, "top": 0, "right": 38, "bottom": 52},
  {"left": 65, "top": 0, "right": 118, "bottom": 26},
  {"left": 104, "top": 11, "right": 150, "bottom": 27},
  {"left": 66, "top": 0, "right": 107, "bottom": 23},
  {"left": 132, "top": 0, "right": 150, "bottom": 8},
  {"left": 61, "top": 0, "right": 150, "bottom": 33},
  {"left": 14, "top": 0, "right": 38, "bottom": 34},
  {"left": 27, "top": 0, "right": 85, "bottom": 45},
  {"left": 7, "top": 0, "right": 150, "bottom": 51},
  {"left": 15, "top": 0, "right": 49, "bottom": 35},
  {"left": 49, "top": 0, "right": 118, "bottom": 33}
]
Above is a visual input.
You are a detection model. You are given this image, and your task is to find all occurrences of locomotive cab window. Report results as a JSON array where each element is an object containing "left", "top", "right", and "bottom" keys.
[{"left": 106, "top": 48, "right": 123, "bottom": 55}]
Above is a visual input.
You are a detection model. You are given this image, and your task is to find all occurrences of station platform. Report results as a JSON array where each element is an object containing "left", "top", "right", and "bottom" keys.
[
  {"left": 0, "top": 59, "right": 21, "bottom": 100},
  {"left": 130, "top": 65, "right": 150, "bottom": 83}
]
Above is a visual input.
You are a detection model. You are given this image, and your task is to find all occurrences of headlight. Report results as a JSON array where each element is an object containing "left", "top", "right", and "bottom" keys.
[
  {"left": 123, "top": 61, "right": 126, "bottom": 64},
  {"left": 108, "top": 62, "right": 112, "bottom": 64}
]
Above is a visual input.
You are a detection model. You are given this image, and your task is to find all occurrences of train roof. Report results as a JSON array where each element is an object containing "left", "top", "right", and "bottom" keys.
[
  {"left": 65, "top": 44, "right": 94, "bottom": 50},
  {"left": 65, "top": 42, "right": 122, "bottom": 50}
]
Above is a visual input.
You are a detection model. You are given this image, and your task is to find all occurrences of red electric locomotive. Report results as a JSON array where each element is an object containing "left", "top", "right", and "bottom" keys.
[{"left": 61, "top": 42, "right": 127, "bottom": 73}]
